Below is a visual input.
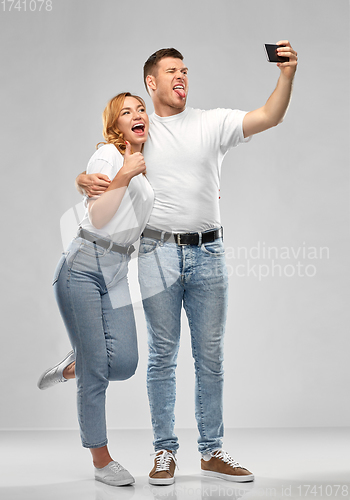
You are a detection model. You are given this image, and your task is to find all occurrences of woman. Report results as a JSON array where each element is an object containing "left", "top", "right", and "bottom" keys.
[{"left": 37, "top": 92, "right": 154, "bottom": 486}]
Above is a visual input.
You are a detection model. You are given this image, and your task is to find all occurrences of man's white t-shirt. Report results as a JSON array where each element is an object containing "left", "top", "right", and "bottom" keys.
[
  {"left": 79, "top": 143, "right": 154, "bottom": 246},
  {"left": 143, "top": 107, "right": 250, "bottom": 233}
]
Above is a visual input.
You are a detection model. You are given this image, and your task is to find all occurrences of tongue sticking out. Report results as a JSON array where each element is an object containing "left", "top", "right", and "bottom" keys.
[
  {"left": 132, "top": 125, "right": 145, "bottom": 135},
  {"left": 174, "top": 88, "right": 186, "bottom": 98},
  {"left": 133, "top": 127, "right": 144, "bottom": 135}
]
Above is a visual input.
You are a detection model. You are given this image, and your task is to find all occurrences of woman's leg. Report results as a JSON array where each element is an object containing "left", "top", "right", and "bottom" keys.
[
  {"left": 91, "top": 265, "right": 138, "bottom": 469},
  {"left": 54, "top": 255, "right": 110, "bottom": 449},
  {"left": 58, "top": 352, "right": 119, "bottom": 469},
  {"left": 53, "top": 241, "right": 137, "bottom": 453},
  {"left": 56, "top": 269, "right": 138, "bottom": 384},
  {"left": 101, "top": 271, "right": 138, "bottom": 383},
  {"left": 90, "top": 446, "right": 113, "bottom": 469}
]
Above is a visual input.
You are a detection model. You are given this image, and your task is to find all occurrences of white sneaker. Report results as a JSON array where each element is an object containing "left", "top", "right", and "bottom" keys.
[
  {"left": 95, "top": 461, "right": 135, "bottom": 486},
  {"left": 37, "top": 350, "right": 75, "bottom": 390}
]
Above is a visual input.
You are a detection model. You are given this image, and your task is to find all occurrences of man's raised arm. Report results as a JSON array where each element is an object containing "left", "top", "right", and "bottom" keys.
[
  {"left": 75, "top": 172, "right": 111, "bottom": 197},
  {"left": 243, "top": 40, "right": 298, "bottom": 138}
]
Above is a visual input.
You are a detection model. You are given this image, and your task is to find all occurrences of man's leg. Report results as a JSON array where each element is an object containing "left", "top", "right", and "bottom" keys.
[
  {"left": 182, "top": 239, "right": 228, "bottom": 454},
  {"left": 138, "top": 238, "right": 183, "bottom": 485},
  {"left": 183, "top": 237, "right": 254, "bottom": 482},
  {"left": 138, "top": 238, "right": 183, "bottom": 452}
]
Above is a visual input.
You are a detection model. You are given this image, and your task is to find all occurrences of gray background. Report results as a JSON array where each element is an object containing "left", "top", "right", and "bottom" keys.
[{"left": 0, "top": 0, "right": 349, "bottom": 432}]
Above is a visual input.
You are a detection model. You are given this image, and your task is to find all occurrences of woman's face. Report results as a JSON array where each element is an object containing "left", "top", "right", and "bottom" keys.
[{"left": 117, "top": 96, "right": 149, "bottom": 152}]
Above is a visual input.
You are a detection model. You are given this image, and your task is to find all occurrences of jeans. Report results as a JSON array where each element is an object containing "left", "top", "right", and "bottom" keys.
[
  {"left": 138, "top": 230, "right": 228, "bottom": 454},
  {"left": 53, "top": 235, "right": 138, "bottom": 448}
]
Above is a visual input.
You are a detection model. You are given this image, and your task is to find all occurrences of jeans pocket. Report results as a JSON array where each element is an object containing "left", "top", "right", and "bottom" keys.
[
  {"left": 139, "top": 238, "right": 159, "bottom": 255},
  {"left": 78, "top": 240, "right": 107, "bottom": 257},
  {"left": 52, "top": 253, "right": 68, "bottom": 285},
  {"left": 201, "top": 241, "right": 225, "bottom": 256}
]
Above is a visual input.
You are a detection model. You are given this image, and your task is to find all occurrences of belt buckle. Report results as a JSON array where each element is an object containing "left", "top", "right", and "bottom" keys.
[{"left": 176, "top": 233, "right": 186, "bottom": 246}]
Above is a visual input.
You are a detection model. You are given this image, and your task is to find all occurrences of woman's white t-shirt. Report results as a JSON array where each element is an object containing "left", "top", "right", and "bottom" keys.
[{"left": 79, "top": 144, "right": 154, "bottom": 246}]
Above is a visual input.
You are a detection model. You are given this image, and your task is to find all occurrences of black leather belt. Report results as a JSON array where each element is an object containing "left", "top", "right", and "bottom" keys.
[
  {"left": 141, "top": 227, "right": 223, "bottom": 246},
  {"left": 78, "top": 228, "right": 135, "bottom": 255}
]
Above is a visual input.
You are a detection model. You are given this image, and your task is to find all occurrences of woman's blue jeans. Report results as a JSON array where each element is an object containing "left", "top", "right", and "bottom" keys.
[
  {"left": 138, "top": 232, "right": 228, "bottom": 454},
  {"left": 53, "top": 236, "right": 138, "bottom": 449}
]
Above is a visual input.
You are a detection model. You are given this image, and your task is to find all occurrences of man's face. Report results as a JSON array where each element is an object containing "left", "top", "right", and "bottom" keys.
[{"left": 147, "top": 57, "right": 189, "bottom": 114}]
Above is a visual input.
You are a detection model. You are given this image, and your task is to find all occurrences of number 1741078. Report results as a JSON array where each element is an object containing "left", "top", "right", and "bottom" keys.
[
  {"left": 1, "top": 0, "right": 52, "bottom": 11},
  {"left": 296, "top": 484, "right": 349, "bottom": 497}
]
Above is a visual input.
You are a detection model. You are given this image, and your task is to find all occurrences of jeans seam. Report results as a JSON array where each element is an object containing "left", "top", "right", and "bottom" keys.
[
  {"left": 105, "top": 259, "right": 125, "bottom": 290},
  {"left": 181, "top": 248, "right": 185, "bottom": 283},
  {"left": 66, "top": 265, "right": 86, "bottom": 439},
  {"left": 184, "top": 299, "right": 207, "bottom": 441},
  {"left": 154, "top": 247, "right": 168, "bottom": 290},
  {"left": 101, "top": 300, "right": 112, "bottom": 378}
]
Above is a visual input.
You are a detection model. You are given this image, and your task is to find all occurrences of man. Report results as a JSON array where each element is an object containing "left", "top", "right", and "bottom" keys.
[{"left": 51, "top": 43, "right": 298, "bottom": 485}]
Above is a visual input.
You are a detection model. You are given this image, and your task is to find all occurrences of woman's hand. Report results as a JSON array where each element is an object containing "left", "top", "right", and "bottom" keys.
[{"left": 120, "top": 141, "right": 146, "bottom": 181}]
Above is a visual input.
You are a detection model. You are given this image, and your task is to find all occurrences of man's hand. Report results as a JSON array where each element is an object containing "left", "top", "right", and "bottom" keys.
[
  {"left": 276, "top": 40, "right": 298, "bottom": 80},
  {"left": 243, "top": 40, "right": 298, "bottom": 138},
  {"left": 75, "top": 172, "right": 111, "bottom": 197}
]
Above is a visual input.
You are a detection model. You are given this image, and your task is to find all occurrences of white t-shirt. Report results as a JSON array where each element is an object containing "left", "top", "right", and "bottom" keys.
[
  {"left": 79, "top": 144, "right": 154, "bottom": 246},
  {"left": 143, "top": 107, "right": 250, "bottom": 233}
]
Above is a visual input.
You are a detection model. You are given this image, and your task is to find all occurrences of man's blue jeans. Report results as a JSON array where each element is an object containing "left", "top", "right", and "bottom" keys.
[
  {"left": 138, "top": 230, "right": 228, "bottom": 454},
  {"left": 53, "top": 236, "right": 138, "bottom": 449}
]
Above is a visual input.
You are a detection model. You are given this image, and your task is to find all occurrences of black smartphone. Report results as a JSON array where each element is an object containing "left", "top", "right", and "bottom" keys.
[{"left": 264, "top": 44, "right": 289, "bottom": 63}]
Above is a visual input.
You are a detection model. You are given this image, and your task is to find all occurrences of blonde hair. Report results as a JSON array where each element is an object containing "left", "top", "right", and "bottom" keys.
[{"left": 96, "top": 92, "right": 146, "bottom": 154}]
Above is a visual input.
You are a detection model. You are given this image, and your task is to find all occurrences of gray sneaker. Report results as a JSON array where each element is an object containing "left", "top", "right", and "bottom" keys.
[
  {"left": 95, "top": 461, "right": 135, "bottom": 486},
  {"left": 37, "top": 350, "right": 75, "bottom": 390}
]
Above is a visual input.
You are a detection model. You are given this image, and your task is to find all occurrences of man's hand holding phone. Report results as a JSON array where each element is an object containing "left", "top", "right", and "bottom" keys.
[{"left": 265, "top": 40, "right": 298, "bottom": 79}]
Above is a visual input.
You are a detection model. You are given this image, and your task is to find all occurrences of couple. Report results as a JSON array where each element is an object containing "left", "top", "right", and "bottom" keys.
[{"left": 38, "top": 45, "right": 297, "bottom": 487}]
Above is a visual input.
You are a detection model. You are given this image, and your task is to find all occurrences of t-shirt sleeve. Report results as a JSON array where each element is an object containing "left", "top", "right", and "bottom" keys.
[
  {"left": 84, "top": 144, "right": 123, "bottom": 205},
  {"left": 86, "top": 144, "right": 123, "bottom": 179},
  {"left": 216, "top": 108, "right": 251, "bottom": 154}
]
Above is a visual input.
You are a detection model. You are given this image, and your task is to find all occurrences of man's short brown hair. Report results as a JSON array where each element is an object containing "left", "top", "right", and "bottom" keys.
[{"left": 143, "top": 48, "right": 184, "bottom": 93}]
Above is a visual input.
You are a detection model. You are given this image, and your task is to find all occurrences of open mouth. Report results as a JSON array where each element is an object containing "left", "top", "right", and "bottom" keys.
[
  {"left": 132, "top": 123, "right": 145, "bottom": 135},
  {"left": 173, "top": 85, "right": 186, "bottom": 98}
]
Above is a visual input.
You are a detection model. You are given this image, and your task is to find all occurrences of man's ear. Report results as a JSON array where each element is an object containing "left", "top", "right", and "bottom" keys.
[{"left": 146, "top": 74, "right": 156, "bottom": 91}]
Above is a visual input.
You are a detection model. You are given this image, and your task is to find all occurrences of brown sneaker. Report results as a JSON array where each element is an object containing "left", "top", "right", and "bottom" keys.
[
  {"left": 201, "top": 449, "right": 254, "bottom": 482},
  {"left": 149, "top": 449, "right": 177, "bottom": 485}
]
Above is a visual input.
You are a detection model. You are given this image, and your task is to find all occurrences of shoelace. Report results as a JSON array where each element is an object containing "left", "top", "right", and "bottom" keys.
[
  {"left": 211, "top": 450, "right": 242, "bottom": 469},
  {"left": 153, "top": 450, "right": 177, "bottom": 472},
  {"left": 109, "top": 461, "right": 125, "bottom": 473}
]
